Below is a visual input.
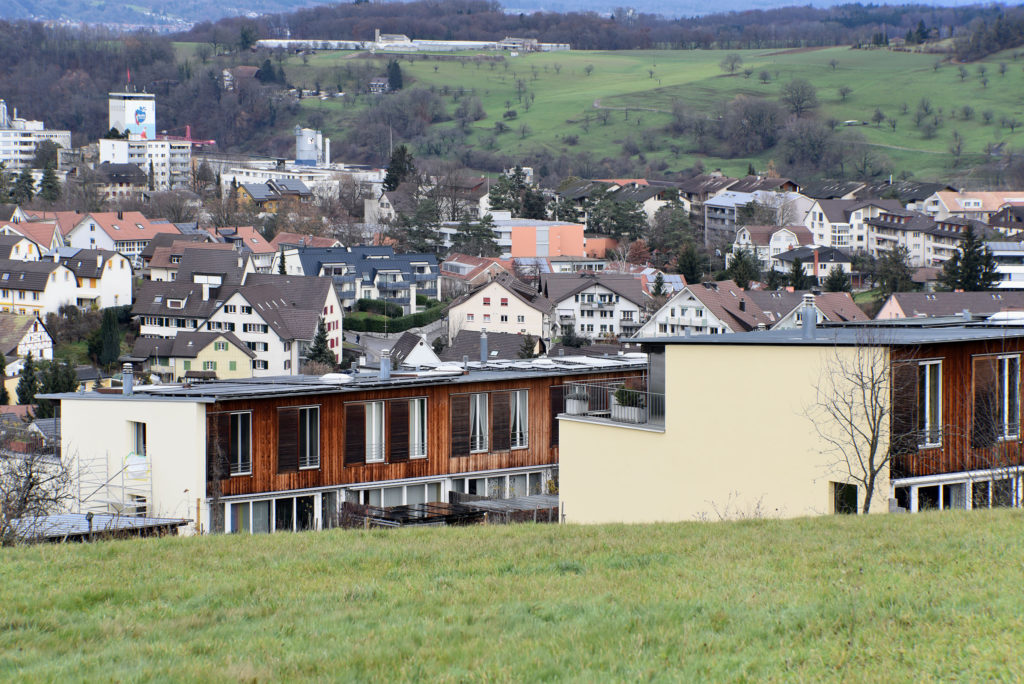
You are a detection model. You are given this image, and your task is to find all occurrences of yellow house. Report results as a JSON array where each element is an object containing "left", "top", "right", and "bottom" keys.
[
  {"left": 127, "top": 331, "right": 255, "bottom": 382},
  {"left": 559, "top": 302, "right": 901, "bottom": 523}
]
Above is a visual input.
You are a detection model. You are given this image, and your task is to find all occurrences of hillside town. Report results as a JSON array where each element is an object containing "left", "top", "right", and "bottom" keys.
[{"left": 2, "top": 78, "right": 1024, "bottom": 542}]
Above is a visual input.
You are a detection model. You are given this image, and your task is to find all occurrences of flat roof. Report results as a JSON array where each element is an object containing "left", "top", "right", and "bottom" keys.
[
  {"left": 47, "top": 355, "right": 648, "bottom": 402},
  {"left": 633, "top": 325, "right": 1024, "bottom": 347}
]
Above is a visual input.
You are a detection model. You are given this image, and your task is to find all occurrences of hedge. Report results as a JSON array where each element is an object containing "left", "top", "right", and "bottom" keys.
[
  {"left": 344, "top": 303, "right": 445, "bottom": 333},
  {"left": 356, "top": 298, "right": 404, "bottom": 318}
]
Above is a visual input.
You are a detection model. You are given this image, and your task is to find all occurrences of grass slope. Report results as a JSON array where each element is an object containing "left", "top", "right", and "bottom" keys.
[
  {"left": 3, "top": 510, "right": 1024, "bottom": 680},
  {"left": 269, "top": 45, "right": 1024, "bottom": 181}
]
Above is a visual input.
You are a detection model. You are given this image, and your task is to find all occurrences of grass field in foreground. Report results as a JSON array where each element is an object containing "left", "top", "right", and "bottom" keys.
[{"left": 4, "top": 510, "right": 1024, "bottom": 680}]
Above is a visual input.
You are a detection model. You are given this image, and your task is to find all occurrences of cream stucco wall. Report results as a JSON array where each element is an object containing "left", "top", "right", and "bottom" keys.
[
  {"left": 448, "top": 280, "right": 548, "bottom": 341},
  {"left": 61, "top": 396, "right": 210, "bottom": 534},
  {"left": 174, "top": 337, "right": 254, "bottom": 380},
  {"left": 559, "top": 343, "right": 891, "bottom": 523}
]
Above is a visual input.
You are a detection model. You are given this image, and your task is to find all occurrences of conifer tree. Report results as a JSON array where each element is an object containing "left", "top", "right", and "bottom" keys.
[
  {"left": 306, "top": 318, "right": 336, "bottom": 368},
  {"left": 939, "top": 225, "right": 999, "bottom": 291},
  {"left": 788, "top": 258, "right": 811, "bottom": 290},
  {"left": 39, "top": 164, "right": 61, "bottom": 202},
  {"left": 383, "top": 145, "right": 415, "bottom": 191},
  {"left": 16, "top": 352, "right": 38, "bottom": 406},
  {"left": 823, "top": 265, "right": 851, "bottom": 292}
]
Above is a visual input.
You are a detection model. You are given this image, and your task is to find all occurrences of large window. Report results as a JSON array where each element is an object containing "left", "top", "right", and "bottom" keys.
[
  {"left": 470, "top": 393, "right": 488, "bottom": 453},
  {"left": 918, "top": 361, "right": 941, "bottom": 447},
  {"left": 345, "top": 398, "right": 428, "bottom": 465},
  {"left": 365, "top": 401, "right": 385, "bottom": 463},
  {"left": 511, "top": 390, "right": 529, "bottom": 449},
  {"left": 974, "top": 355, "right": 1021, "bottom": 446},
  {"left": 207, "top": 411, "right": 252, "bottom": 478},
  {"left": 278, "top": 406, "right": 320, "bottom": 472}
]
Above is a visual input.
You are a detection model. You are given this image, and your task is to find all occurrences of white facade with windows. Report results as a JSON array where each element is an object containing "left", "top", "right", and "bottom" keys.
[
  {"left": 552, "top": 284, "right": 643, "bottom": 339},
  {"left": 99, "top": 138, "right": 192, "bottom": 190},
  {"left": 0, "top": 100, "right": 71, "bottom": 170}
]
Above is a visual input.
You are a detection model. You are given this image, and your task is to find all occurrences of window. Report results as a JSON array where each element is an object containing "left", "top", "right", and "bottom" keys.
[
  {"left": 277, "top": 406, "right": 319, "bottom": 471},
  {"left": 229, "top": 361, "right": 237, "bottom": 371},
  {"left": 131, "top": 421, "right": 147, "bottom": 457},
  {"left": 241, "top": 306, "right": 253, "bottom": 314},
  {"left": 973, "top": 355, "right": 1020, "bottom": 446},
  {"left": 203, "top": 361, "right": 217, "bottom": 371},
  {"left": 410, "top": 397, "right": 427, "bottom": 458},
  {"left": 483, "top": 314, "right": 491, "bottom": 323},
  {"left": 224, "top": 305, "right": 236, "bottom": 313},
  {"left": 892, "top": 360, "right": 942, "bottom": 451},
  {"left": 500, "top": 298, "right": 509, "bottom": 306},
  {"left": 214, "top": 341, "right": 228, "bottom": 351},
  {"left": 470, "top": 393, "right": 488, "bottom": 452},
  {"left": 207, "top": 411, "right": 252, "bottom": 477},
  {"left": 510, "top": 390, "right": 528, "bottom": 448},
  {"left": 500, "top": 315, "right": 508, "bottom": 323},
  {"left": 365, "top": 401, "right": 385, "bottom": 462},
  {"left": 517, "top": 315, "right": 525, "bottom": 323},
  {"left": 467, "top": 314, "right": 475, "bottom": 322},
  {"left": 483, "top": 297, "right": 491, "bottom": 306},
  {"left": 832, "top": 482, "right": 858, "bottom": 514},
  {"left": 183, "top": 360, "right": 191, "bottom": 371}
]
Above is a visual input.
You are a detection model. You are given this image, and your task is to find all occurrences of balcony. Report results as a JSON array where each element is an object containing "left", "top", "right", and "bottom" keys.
[{"left": 560, "top": 379, "right": 665, "bottom": 431}]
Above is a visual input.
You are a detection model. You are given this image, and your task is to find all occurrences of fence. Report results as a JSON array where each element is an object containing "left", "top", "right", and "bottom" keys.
[{"left": 562, "top": 378, "right": 665, "bottom": 427}]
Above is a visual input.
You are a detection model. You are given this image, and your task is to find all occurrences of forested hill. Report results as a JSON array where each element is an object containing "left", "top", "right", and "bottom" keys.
[
  {"left": 0, "top": 0, "right": 321, "bottom": 29},
  {"left": 182, "top": 1, "right": 1017, "bottom": 53}
]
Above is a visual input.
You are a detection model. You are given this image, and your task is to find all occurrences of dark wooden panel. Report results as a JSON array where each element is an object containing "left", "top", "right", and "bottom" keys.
[
  {"left": 277, "top": 407, "right": 298, "bottom": 473},
  {"left": 344, "top": 403, "right": 365, "bottom": 465},
  {"left": 450, "top": 394, "right": 470, "bottom": 458},
  {"left": 491, "top": 391, "right": 511, "bottom": 453},
  {"left": 549, "top": 385, "right": 564, "bottom": 448},
  {"left": 389, "top": 399, "right": 409, "bottom": 462}
]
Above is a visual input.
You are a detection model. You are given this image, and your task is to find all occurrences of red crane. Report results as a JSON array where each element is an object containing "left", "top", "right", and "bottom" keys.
[{"left": 156, "top": 125, "right": 217, "bottom": 150}]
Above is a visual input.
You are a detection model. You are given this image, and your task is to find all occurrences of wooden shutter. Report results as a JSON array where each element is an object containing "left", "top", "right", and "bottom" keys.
[
  {"left": 973, "top": 357, "right": 1000, "bottom": 448},
  {"left": 345, "top": 403, "right": 366, "bottom": 465},
  {"left": 206, "top": 412, "right": 230, "bottom": 481},
  {"left": 890, "top": 364, "right": 919, "bottom": 455},
  {"left": 389, "top": 399, "right": 410, "bottom": 462},
  {"left": 549, "top": 385, "right": 564, "bottom": 448},
  {"left": 277, "top": 407, "right": 299, "bottom": 473},
  {"left": 451, "top": 394, "right": 470, "bottom": 457},
  {"left": 491, "top": 391, "right": 511, "bottom": 452}
]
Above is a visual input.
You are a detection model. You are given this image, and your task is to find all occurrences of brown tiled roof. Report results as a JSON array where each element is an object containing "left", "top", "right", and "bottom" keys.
[
  {"left": 540, "top": 272, "right": 646, "bottom": 307},
  {"left": 270, "top": 232, "right": 342, "bottom": 249},
  {"left": 132, "top": 331, "right": 256, "bottom": 360},
  {"left": 686, "top": 280, "right": 771, "bottom": 332},
  {"left": 441, "top": 253, "right": 512, "bottom": 282},
  {"left": 214, "top": 226, "right": 276, "bottom": 254},
  {"left": 140, "top": 232, "right": 216, "bottom": 260},
  {"left": 23, "top": 211, "right": 86, "bottom": 235},
  {"left": 439, "top": 329, "right": 543, "bottom": 362},
  {"left": 739, "top": 224, "right": 813, "bottom": 247},
  {"left": 881, "top": 291, "right": 1024, "bottom": 318},
  {"left": 149, "top": 243, "right": 235, "bottom": 270},
  {"left": 814, "top": 199, "right": 904, "bottom": 224},
  {"left": 0, "top": 259, "right": 61, "bottom": 292},
  {"left": 59, "top": 249, "right": 122, "bottom": 279}
]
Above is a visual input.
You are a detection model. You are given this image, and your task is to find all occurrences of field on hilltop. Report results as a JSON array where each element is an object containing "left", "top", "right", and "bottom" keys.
[
  {"left": 195, "top": 44, "right": 1024, "bottom": 183},
  {"left": 4, "top": 510, "right": 1024, "bottom": 680}
]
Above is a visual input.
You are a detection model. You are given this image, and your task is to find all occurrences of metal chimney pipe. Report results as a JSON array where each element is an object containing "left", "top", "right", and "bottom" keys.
[
  {"left": 962, "top": 308, "right": 971, "bottom": 322},
  {"left": 480, "top": 329, "right": 488, "bottom": 363},
  {"left": 380, "top": 349, "right": 391, "bottom": 380},
  {"left": 801, "top": 293, "right": 816, "bottom": 340},
  {"left": 122, "top": 362, "right": 134, "bottom": 396}
]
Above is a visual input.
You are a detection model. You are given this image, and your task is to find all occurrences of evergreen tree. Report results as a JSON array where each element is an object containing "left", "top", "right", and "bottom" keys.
[
  {"left": 383, "top": 144, "right": 415, "bottom": 191},
  {"left": 788, "top": 258, "right": 811, "bottom": 290},
  {"left": 11, "top": 168, "right": 34, "bottom": 205},
  {"left": 651, "top": 272, "right": 666, "bottom": 298},
  {"left": 148, "top": 161, "right": 155, "bottom": 191},
  {"left": 16, "top": 352, "right": 38, "bottom": 406},
  {"left": 877, "top": 245, "right": 916, "bottom": 295},
  {"left": 823, "top": 265, "right": 852, "bottom": 292},
  {"left": 257, "top": 58, "right": 276, "bottom": 83},
  {"left": 451, "top": 214, "right": 500, "bottom": 257},
  {"left": 278, "top": 248, "right": 287, "bottom": 274},
  {"left": 0, "top": 162, "right": 10, "bottom": 203},
  {"left": 0, "top": 354, "right": 8, "bottom": 405},
  {"left": 765, "top": 269, "right": 786, "bottom": 290},
  {"left": 587, "top": 194, "right": 648, "bottom": 241},
  {"left": 38, "top": 164, "right": 61, "bottom": 202},
  {"left": 305, "top": 318, "right": 336, "bottom": 368},
  {"left": 34, "top": 360, "right": 78, "bottom": 419},
  {"left": 386, "top": 60, "right": 403, "bottom": 91},
  {"left": 939, "top": 225, "right": 999, "bottom": 291},
  {"left": 678, "top": 242, "right": 707, "bottom": 285},
  {"left": 726, "top": 249, "right": 760, "bottom": 289},
  {"left": 98, "top": 308, "right": 121, "bottom": 369},
  {"left": 395, "top": 200, "right": 444, "bottom": 253},
  {"left": 517, "top": 334, "right": 538, "bottom": 359},
  {"left": 488, "top": 166, "right": 528, "bottom": 214}
]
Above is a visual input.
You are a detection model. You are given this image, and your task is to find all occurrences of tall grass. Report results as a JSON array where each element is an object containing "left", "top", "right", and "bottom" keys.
[{"left": 3, "top": 511, "right": 1024, "bottom": 680}]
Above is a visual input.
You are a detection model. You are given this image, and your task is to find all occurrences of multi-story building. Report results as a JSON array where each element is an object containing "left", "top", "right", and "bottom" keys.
[
  {"left": 0, "top": 100, "right": 71, "bottom": 170},
  {"left": 52, "top": 248, "right": 134, "bottom": 309},
  {"left": 0, "top": 313, "right": 53, "bottom": 361},
  {"left": 64, "top": 211, "right": 182, "bottom": 263},
  {"left": 53, "top": 354, "right": 645, "bottom": 534},
  {"left": 127, "top": 331, "right": 256, "bottom": 382},
  {"left": 438, "top": 212, "right": 586, "bottom": 260},
  {"left": 804, "top": 199, "right": 903, "bottom": 250},
  {"left": 988, "top": 242, "right": 1024, "bottom": 290},
  {"left": 447, "top": 273, "right": 553, "bottom": 342},
  {"left": 0, "top": 259, "right": 78, "bottom": 316},
  {"left": 731, "top": 224, "right": 813, "bottom": 270},
  {"left": 98, "top": 139, "right": 191, "bottom": 191},
  {"left": 274, "top": 246, "right": 438, "bottom": 313},
  {"left": 541, "top": 272, "right": 647, "bottom": 339},
  {"left": 559, "top": 315, "right": 1024, "bottom": 523},
  {"left": 865, "top": 211, "right": 992, "bottom": 267}
]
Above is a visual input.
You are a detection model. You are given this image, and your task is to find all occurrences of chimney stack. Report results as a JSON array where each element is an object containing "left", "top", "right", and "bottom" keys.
[
  {"left": 122, "top": 362, "right": 134, "bottom": 396},
  {"left": 801, "top": 293, "right": 816, "bottom": 340},
  {"left": 480, "top": 329, "right": 488, "bottom": 363},
  {"left": 380, "top": 349, "right": 391, "bottom": 380}
]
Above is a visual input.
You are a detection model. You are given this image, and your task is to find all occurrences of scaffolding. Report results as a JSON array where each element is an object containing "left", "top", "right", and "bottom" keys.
[{"left": 74, "top": 448, "right": 152, "bottom": 518}]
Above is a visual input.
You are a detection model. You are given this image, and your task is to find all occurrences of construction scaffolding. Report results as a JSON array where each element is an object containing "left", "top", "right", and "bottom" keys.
[{"left": 74, "top": 448, "right": 152, "bottom": 518}]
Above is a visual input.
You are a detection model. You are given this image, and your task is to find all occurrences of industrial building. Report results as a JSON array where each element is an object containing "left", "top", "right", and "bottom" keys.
[{"left": 0, "top": 99, "right": 71, "bottom": 170}]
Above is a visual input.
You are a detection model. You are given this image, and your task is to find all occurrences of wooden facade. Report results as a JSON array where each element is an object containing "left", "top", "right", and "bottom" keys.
[
  {"left": 891, "top": 338, "right": 1024, "bottom": 478},
  {"left": 208, "top": 369, "right": 642, "bottom": 497}
]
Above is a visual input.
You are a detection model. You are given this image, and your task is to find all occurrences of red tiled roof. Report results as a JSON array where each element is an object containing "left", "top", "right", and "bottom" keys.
[
  {"left": 75, "top": 212, "right": 180, "bottom": 241},
  {"left": 270, "top": 232, "right": 342, "bottom": 249}
]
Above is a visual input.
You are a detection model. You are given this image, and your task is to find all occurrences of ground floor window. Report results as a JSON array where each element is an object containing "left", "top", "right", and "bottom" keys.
[
  {"left": 348, "top": 482, "right": 444, "bottom": 507},
  {"left": 831, "top": 482, "right": 858, "bottom": 514},
  {"left": 225, "top": 494, "right": 319, "bottom": 533},
  {"left": 451, "top": 470, "right": 546, "bottom": 499},
  {"left": 892, "top": 472, "right": 1022, "bottom": 512}
]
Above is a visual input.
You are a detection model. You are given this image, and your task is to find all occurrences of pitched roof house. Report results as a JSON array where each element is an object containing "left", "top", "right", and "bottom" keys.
[
  {"left": 64, "top": 211, "right": 181, "bottom": 261},
  {"left": 0, "top": 313, "right": 53, "bottom": 361},
  {"left": 447, "top": 273, "right": 553, "bottom": 342},
  {"left": 128, "top": 330, "right": 255, "bottom": 382},
  {"left": 876, "top": 291, "right": 1024, "bottom": 320}
]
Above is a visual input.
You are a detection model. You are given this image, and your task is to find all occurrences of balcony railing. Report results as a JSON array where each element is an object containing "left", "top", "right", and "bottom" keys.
[{"left": 560, "top": 379, "right": 665, "bottom": 429}]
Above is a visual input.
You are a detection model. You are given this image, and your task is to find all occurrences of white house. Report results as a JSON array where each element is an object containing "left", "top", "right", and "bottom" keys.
[
  {"left": 804, "top": 199, "right": 903, "bottom": 250},
  {"left": 0, "top": 220, "right": 63, "bottom": 253},
  {"left": 732, "top": 225, "right": 814, "bottom": 270},
  {"left": 53, "top": 248, "right": 134, "bottom": 309},
  {"left": 540, "top": 272, "right": 646, "bottom": 339},
  {"left": 633, "top": 280, "right": 769, "bottom": 337},
  {"left": 0, "top": 234, "right": 42, "bottom": 261},
  {"left": 447, "top": 274, "right": 553, "bottom": 343},
  {"left": 0, "top": 259, "right": 79, "bottom": 316},
  {"left": 0, "top": 313, "right": 53, "bottom": 361},
  {"left": 64, "top": 211, "right": 181, "bottom": 263}
]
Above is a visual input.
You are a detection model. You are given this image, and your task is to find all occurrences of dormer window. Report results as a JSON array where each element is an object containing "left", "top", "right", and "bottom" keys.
[{"left": 167, "top": 299, "right": 184, "bottom": 309}]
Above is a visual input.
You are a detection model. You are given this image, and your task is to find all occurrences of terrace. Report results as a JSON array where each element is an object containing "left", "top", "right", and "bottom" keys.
[{"left": 560, "top": 377, "right": 665, "bottom": 431}]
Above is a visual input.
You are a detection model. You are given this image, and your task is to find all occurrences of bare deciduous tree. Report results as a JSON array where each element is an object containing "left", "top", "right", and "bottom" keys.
[
  {"left": 805, "top": 339, "right": 894, "bottom": 514},
  {"left": 0, "top": 433, "right": 73, "bottom": 545}
]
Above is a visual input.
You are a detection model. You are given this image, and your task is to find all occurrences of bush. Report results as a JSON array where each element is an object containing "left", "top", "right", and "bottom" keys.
[
  {"left": 356, "top": 299, "right": 403, "bottom": 318},
  {"left": 343, "top": 303, "right": 446, "bottom": 333}
]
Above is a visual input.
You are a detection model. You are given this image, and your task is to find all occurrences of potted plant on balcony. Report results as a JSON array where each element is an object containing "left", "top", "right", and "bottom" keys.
[
  {"left": 611, "top": 386, "right": 646, "bottom": 423},
  {"left": 565, "top": 386, "right": 589, "bottom": 415}
]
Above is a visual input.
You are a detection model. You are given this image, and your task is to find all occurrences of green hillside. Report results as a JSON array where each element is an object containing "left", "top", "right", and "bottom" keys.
[
  {"left": 4, "top": 510, "right": 1024, "bottom": 680},
  {"left": 249, "top": 45, "right": 1024, "bottom": 182}
]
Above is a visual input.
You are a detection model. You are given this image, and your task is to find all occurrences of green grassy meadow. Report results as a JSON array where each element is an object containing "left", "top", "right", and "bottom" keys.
[
  {"left": 4, "top": 510, "right": 1024, "bottom": 680},
  {"left": 239, "top": 45, "right": 1024, "bottom": 181}
]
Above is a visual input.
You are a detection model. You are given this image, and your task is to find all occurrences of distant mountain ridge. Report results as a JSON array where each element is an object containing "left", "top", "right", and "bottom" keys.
[{"left": 0, "top": 0, "right": 964, "bottom": 27}]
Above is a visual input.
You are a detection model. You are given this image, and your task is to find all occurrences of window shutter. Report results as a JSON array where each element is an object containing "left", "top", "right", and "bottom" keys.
[
  {"left": 972, "top": 357, "right": 999, "bottom": 448},
  {"left": 491, "top": 391, "right": 511, "bottom": 452},
  {"left": 277, "top": 407, "right": 299, "bottom": 473},
  {"left": 206, "top": 412, "right": 231, "bottom": 481},
  {"left": 451, "top": 394, "right": 470, "bottom": 457},
  {"left": 550, "top": 385, "right": 564, "bottom": 447},
  {"left": 345, "top": 403, "right": 366, "bottom": 465},
  {"left": 389, "top": 399, "right": 410, "bottom": 462},
  {"left": 890, "top": 364, "right": 918, "bottom": 455}
]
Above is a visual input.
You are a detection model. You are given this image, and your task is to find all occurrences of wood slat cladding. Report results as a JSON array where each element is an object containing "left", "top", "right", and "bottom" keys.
[
  {"left": 892, "top": 339, "right": 1024, "bottom": 478},
  {"left": 212, "top": 369, "right": 643, "bottom": 497}
]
